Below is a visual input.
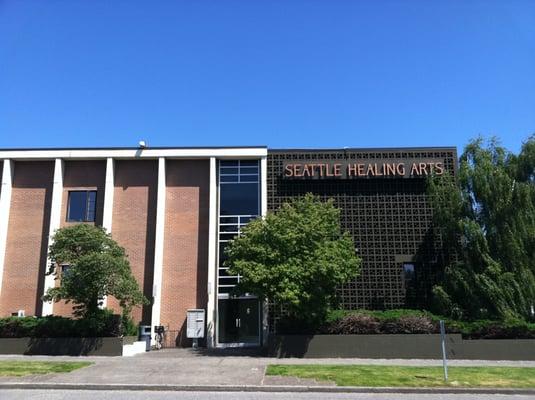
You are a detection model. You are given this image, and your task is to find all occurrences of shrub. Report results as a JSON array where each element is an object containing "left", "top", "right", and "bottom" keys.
[
  {"left": 0, "top": 310, "right": 124, "bottom": 338},
  {"left": 323, "top": 314, "right": 380, "bottom": 334},
  {"left": 380, "top": 315, "right": 436, "bottom": 334},
  {"left": 278, "top": 309, "right": 535, "bottom": 339}
]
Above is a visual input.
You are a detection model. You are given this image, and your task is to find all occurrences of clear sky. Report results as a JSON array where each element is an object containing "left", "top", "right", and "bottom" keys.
[{"left": 1, "top": 0, "right": 534, "bottom": 152}]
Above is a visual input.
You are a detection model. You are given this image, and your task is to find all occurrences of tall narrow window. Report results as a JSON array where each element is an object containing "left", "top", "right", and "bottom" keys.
[
  {"left": 217, "top": 160, "right": 260, "bottom": 295},
  {"left": 67, "top": 190, "right": 97, "bottom": 222}
]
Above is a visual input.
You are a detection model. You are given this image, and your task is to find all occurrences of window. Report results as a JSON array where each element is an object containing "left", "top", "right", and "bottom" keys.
[
  {"left": 217, "top": 160, "right": 260, "bottom": 295},
  {"left": 67, "top": 191, "right": 97, "bottom": 222},
  {"left": 61, "top": 264, "right": 72, "bottom": 278},
  {"left": 403, "top": 263, "right": 415, "bottom": 282}
]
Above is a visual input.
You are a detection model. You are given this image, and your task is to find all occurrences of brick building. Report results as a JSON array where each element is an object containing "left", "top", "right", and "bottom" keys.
[{"left": 0, "top": 146, "right": 456, "bottom": 348}]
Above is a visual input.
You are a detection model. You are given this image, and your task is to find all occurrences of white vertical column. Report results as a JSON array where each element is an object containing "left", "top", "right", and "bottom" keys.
[
  {"left": 0, "top": 160, "right": 14, "bottom": 297},
  {"left": 151, "top": 157, "right": 166, "bottom": 341},
  {"left": 42, "top": 158, "right": 64, "bottom": 316},
  {"left": 206, "top": 157, "right": 218, "bottom": 348},
  {"left": 260, "top": 156, "right": 269, "bottom": 346},
  {"left": 101, "top": 157, "right": 114, "bottom": 308},
  {"left": 102, "top": 158, "right": 115, "bottom": 233}
]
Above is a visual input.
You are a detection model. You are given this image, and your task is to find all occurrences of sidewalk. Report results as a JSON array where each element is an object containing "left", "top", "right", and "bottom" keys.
[{"left": 1, "top": 349, "right": 535, "bottom": 393}]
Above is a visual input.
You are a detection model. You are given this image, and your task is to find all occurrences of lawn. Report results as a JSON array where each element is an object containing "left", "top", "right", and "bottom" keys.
[
  {"left": 0, "top": 361, "right": 92, "bottom": 377},
  {"left": 266, "top": 364, "right": 535, "bottom": 388}
]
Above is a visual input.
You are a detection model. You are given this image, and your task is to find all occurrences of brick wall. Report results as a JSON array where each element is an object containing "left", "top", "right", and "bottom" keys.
[
  {"left": 0, "top": 161, "right": 54, "bottom": 317},
  {"left": 109, "top": 160, "right": 157, "bottom": 324},
  {"left": 161, "top": 160, "right": 210, "bottom": 346},
  {"left": 54, "top": 160, "right": 107, "bottom": 317}
]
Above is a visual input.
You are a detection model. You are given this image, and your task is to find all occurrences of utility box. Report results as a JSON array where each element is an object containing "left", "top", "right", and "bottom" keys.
[
  {"left": 138, "top": 325, "right": 151, "bottom": 351},
  {"left": 186, "top": 309, "right": 205, "bottom": 339}
]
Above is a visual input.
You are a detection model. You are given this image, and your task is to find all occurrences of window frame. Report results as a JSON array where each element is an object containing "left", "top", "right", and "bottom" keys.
[{"left": 66, "top": 190, "right": 97, "bottom": 222}]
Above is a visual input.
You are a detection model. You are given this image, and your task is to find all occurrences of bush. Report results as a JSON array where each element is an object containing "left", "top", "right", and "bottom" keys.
[
  {"left": 324, "top": 314, "right": 380, "bottom": 334},
  {"left": 276, "top": 309, "right": 535, "bottom": 339},
  {"left": 380, "top": 315, "right": 435, "bottom": 334},
  {"left": 0, "top": 309, "right": 125, "bottom": 338}
]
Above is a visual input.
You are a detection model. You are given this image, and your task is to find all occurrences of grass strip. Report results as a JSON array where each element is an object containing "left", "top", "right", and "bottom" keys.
[
  {"left": 0, "top": 361, "right": 92, "bottom": 376},
  {"left": 266, "top": 364, "right": 535, "bottom": 388}
]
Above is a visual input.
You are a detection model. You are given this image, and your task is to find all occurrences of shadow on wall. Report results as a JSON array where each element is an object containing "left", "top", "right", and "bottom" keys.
[{"left": 26, "top": 337, "right": 104, "bottom": 356}]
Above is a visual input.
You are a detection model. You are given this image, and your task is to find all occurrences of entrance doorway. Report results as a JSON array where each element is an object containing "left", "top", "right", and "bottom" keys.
[{"left": 217, "top": 298, "right": 260, "bottom": 346}]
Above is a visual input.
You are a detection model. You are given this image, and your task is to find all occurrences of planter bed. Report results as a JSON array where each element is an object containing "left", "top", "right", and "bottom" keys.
[
  {"left": 0, "top": 337, "right": 130, "bottom": 356},
  {"left": 268, "top": 334, "right": 535, "bottom": 360}
]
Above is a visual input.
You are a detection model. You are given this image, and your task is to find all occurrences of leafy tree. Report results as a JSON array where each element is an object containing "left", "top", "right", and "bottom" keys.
[
  {"left": 225, "top": 193, "right": 361, "bottom": 324},
  {"left": 428, "top": 136, "right": 535, "bottom": 320},
  {"left": 43, "top": 224, "right": 148, "bottom": 319}
]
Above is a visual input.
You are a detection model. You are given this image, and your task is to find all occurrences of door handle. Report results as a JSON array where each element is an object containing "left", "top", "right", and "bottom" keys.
[{"left": 236, "top": 318, "right": 239, "bottom": 327}]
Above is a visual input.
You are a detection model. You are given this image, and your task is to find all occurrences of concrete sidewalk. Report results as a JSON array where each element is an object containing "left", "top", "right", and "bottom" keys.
[{"left": 1, "top": 349, "right": 535, "bottom": 388}]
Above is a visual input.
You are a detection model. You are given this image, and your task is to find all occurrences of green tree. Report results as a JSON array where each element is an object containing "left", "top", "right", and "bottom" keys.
[
  {"left": 43, "top": 224, "right": 148, "bottom": 319},
  {"left": 225, "top": 193, "right": 361, "bottom": 325},
  {"left": 428, "top": 136, "right": 535, "bottom": 320}
]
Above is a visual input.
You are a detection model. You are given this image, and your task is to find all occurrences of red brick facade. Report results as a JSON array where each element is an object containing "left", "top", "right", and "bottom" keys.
[
  {"left": 161, "top": 160, "right": 210, "bottom": 345},
  {"left": 54, "top": 160, "right": 107, "bottom": 317},
  {"left": 0, "top": 161, "right": 54, "bottom": 316},
  {"left": 109, "top": 160, "right": 158, "bottom": 324}
]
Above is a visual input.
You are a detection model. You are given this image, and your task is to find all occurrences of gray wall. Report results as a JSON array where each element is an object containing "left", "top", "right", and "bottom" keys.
[
  {"left": 0, "top": 337, "right": 124, "bottom": 356},
  {"left": 268, "top": 334, "right": 535, "bottom": 360}
]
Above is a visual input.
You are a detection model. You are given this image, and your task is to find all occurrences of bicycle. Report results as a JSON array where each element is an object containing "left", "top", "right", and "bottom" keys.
[{"left": 154, "top": 325, "right": 165, "bottom": 350}]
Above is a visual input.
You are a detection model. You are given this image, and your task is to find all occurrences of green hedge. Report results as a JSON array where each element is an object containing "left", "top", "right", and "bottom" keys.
[
  {"left": 277, "top": 309, "right": 535, "bottom": 339},
  {"left": 0, "top": 311, "right": 128, "bottom": 338}
]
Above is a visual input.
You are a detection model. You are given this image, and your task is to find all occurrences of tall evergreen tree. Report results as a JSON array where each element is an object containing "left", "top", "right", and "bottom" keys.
[{"left": 429, "top": 136, "right": 535, "bottom": 320}]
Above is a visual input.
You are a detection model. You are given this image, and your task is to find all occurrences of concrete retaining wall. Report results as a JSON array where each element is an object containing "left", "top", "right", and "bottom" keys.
[
  {"left": 268, "top": 334, "right": 535, "bottom": 360},
  {"left": 0, "top": 337, "right": 125, "bottom": 356}
]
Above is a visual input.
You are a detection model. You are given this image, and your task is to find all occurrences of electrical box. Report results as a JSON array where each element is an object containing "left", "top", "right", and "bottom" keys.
[{"left": 186, "top": 309, "right": 205, "bottom": 339}]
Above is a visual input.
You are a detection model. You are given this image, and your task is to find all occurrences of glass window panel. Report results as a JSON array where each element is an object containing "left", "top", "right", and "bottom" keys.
[
  {"left": 220, "top": 183, "right": 259, "bottom": 216},
  {"left": 220, "top": 175, "right": 239, "bottom": 183},
  {"left": 220, "top": 160, "right": 239, "bottom": 167},
  {"left": 86, "top": 191, "right": 97, "bottom": 221},
  {"left": 220, "top": 216, "right": 238, "bottom": 224},
  {"left": 239, "top": 167, "right": 258, "bottom": 174},
  {"left": 67, "top": 192, "right": 87, "bottom": 221},
  {"left": 239, "top": 160, "right": 259, "bottom": 167},
  {"left": 220, "top": 167, "right": 239, "bottom": 174},
  {"left": 219, "top": 224, "right": 239, "bottom": 233},
  {"left": 240, "top": 175, "right": 258, "bottom": 182},
  {"left": 403, "top": 263, "right": 415, "bottom": 281}
]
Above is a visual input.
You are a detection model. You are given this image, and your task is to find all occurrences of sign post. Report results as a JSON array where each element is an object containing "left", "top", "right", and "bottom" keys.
[{"left": 439, "top": 320, "right": 448, "bottom": 382}]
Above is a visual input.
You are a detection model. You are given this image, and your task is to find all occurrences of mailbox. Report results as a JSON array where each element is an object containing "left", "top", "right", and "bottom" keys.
[{"left": 186, "top": 309, "right": 205, "bottom": 339}]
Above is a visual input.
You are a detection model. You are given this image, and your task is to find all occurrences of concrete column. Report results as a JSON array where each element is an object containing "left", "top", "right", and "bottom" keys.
[
  {"left": 0, "top": 160, "right": 14, "bottom": 298},
  {"left": 206, "top": 157, "right": 218, "bottom": 347},
  {"left": 100, "top": 157, "right": 114, "bottom": 309},
  {"left": 151, "top": 157, "right": 166, "bottom": 341},
  {"left": 102, "top": 157, "right": 115, "bottom": 233},
  {"left": 42, "top": 158, "right": 64, "bottom": 316},
  {"left": 260, "top": 156, "right": 269, "bottom": 345}
]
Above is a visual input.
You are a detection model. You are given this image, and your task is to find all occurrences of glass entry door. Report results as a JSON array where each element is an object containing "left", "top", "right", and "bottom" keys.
[{"left": 218, "top": 298, "right": 260, "bottom": 346}]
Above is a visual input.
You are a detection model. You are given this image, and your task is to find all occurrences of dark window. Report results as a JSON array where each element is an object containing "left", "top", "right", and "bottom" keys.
[
  {"left": 403, "top": 263, "right": 415, "bottom": 282},
  {"left": 67, "top": 191, "right": 97, "bottom": 222},
  {"left": 220, "top": 183, "right": 259, "bottom": 215},
  {"left": 61, "top": 264, "right": 72, "bottom": 278}
]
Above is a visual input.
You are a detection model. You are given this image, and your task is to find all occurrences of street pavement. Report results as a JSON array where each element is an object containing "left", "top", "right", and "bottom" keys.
[
  {"left": 1, "top": 349, "right": 535, "bottom": 393},
  {"left": 0, "top": 390, "right": 534, "bottom": 400}
]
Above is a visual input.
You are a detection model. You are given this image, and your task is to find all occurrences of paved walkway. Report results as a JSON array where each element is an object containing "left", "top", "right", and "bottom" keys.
[{"left": 1, "top": 349, "right": 535, "bottom": 387}]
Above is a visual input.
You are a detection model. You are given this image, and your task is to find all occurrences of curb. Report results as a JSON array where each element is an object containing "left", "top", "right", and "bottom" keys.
[{"left": 1, "top": 383, "right": 535, "bottom": 394}]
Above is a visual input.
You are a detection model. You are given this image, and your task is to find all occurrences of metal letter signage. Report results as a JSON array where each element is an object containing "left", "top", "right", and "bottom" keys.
[{"left": 282, "top": 159, "right": 444, "bottom": 179}]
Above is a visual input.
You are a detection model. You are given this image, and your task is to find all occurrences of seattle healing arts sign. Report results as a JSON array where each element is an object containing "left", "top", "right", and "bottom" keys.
[{"left": 283, "top": 159, "right": 445, "bottom": 179}]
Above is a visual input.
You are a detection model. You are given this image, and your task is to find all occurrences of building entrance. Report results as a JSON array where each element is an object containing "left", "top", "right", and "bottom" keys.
[{"left": 217, "top": 298, "right": 260, "bottom": 346}]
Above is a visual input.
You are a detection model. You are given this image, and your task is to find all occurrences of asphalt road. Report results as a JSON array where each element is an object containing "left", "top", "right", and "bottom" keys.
[{"left": 0, "top": 391, "right": 532, "bottom": 400}]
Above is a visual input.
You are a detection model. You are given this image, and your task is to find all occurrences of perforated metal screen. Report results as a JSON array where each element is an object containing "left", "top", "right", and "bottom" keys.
[{"left": 267, "top": 148, "right": 457, "bottom": 330}]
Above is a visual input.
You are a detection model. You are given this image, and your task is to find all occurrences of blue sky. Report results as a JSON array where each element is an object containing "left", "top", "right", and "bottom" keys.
[{"left": 1, "top": 0, "right": 534, "bottom": 152}]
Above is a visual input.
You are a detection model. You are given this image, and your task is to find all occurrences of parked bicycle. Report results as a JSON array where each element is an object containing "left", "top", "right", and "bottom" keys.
[{"left": 154, "top": 325, "right": 165, "bottom": 350}]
